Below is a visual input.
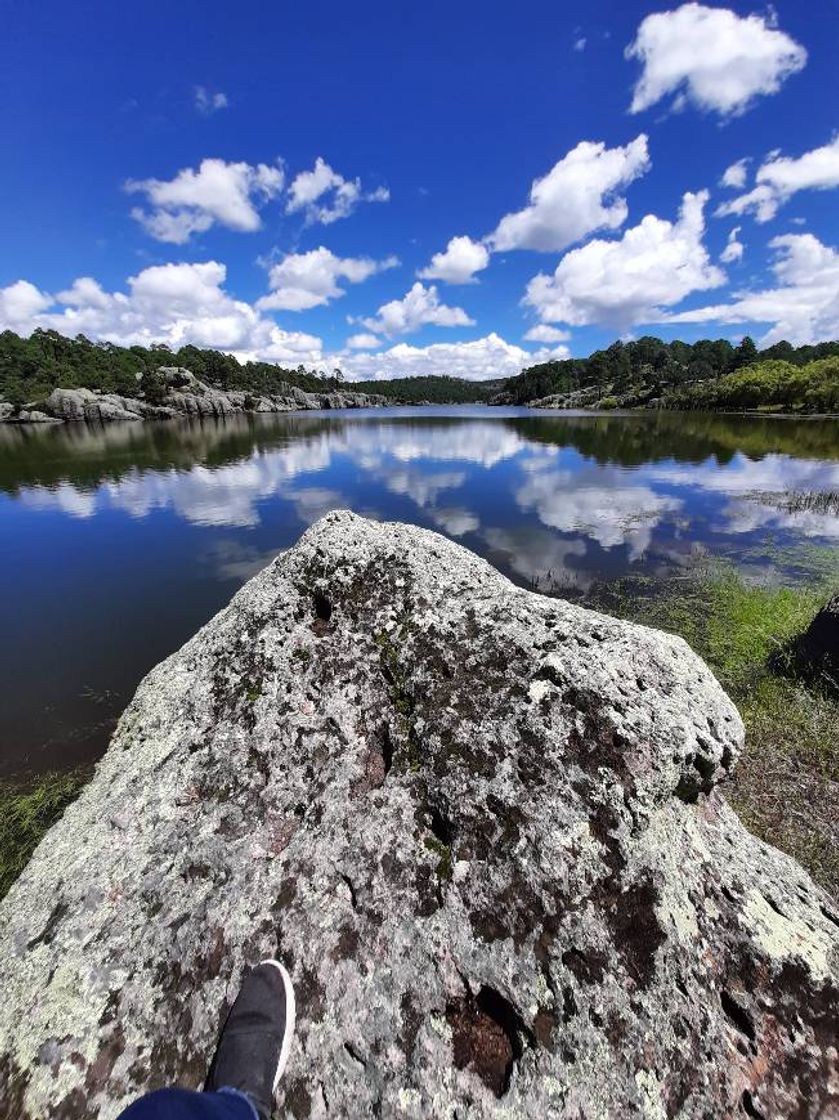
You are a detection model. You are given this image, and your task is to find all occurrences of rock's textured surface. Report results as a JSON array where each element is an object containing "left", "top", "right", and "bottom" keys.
[
  {"left": 0, "top": 511, "right": 837, "bottom": 1119},
  {"left": 2, "top": 370, "right": 390, "bottom": 424}
]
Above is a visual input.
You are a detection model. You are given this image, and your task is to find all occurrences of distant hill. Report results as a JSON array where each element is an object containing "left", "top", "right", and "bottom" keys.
[
  {"left": 496, "top": 334, "right": 839, "bottom": 411},
  {"left": 350, "top": 375, "right": 503, "bottom": 403},
  {"left": 3, "top": 327, "right": 837, "bottom": 414},
  {"left": 0, "top": 328, "right": 500, "bottom": 406}
]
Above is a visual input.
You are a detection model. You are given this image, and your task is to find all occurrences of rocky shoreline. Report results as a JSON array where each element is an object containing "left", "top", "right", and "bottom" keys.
[
  {"left": 0, "top": 367, "right": 391, "bottom": 425},
  {"left": 0, "top": 511, "right": 836, "bottom": 1118}
]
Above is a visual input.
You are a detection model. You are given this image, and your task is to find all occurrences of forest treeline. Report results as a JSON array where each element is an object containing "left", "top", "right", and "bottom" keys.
[
  {"left": 498, "top": 335, "right": 839, "bottom": 410},
  {"left": 1, "top": 327, "right": 838, "bottom": 413},
  {"left": 0, "top": 329, "right": 348, "bottom": 404},
  {"left": 0, "top": 329, "right": 496, "bottom": 406}
]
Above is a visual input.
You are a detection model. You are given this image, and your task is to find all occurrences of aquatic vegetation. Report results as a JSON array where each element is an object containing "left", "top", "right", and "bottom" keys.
[{"left": 0, "top": 767, "right": 91, "bottom": 900}]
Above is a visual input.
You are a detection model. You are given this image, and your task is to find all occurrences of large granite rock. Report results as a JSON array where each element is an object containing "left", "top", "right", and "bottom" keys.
[
  {"left": 45, "top": 388, "right": 146, "bottom": 423},
  {"left": 0, "top": 512, "right": 836, "bottom": 1119}
]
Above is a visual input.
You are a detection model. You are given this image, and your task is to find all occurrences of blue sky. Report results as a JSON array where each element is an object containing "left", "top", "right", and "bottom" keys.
[{"left": 1, "top": 0, "right": 837, "bottom": 379}]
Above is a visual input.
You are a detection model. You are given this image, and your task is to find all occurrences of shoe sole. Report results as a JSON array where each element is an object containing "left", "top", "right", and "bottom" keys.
[{"left": 260, "top": 959, "right": 296, "bottom": 1091}]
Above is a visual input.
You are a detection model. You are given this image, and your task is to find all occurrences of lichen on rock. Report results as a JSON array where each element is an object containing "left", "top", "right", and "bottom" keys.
[{"left": 0, "top": 511, "right": 836, "bottom": 1118}]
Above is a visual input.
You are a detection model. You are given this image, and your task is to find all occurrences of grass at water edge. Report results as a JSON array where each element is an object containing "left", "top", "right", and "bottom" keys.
[{"left": 585, "top": 558, "right": 839, "bottom": 899}]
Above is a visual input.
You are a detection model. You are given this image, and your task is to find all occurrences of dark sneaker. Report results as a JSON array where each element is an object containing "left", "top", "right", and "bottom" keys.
[{"left": 206, "top": 959, "right": 296, "bottom": 1119}]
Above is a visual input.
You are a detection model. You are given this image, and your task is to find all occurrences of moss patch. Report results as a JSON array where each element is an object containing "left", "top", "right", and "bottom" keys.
[{"left": 0, "top": 767, "right": 91, "bottom": 901}]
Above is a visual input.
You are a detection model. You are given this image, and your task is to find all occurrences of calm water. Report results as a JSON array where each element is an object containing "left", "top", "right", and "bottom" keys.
[{"left": 2, "top": 406, "right": 839, "bottom": 777}]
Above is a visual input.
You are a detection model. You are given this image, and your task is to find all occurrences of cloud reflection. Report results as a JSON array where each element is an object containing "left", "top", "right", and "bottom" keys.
[{"left": 515, "top": 466, "right": 683, "bottom": 555}]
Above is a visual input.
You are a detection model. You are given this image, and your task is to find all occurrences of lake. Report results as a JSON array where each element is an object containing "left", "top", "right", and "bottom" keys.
[{"left": 2, "top": 406, "right": 839, "bottom": 778}]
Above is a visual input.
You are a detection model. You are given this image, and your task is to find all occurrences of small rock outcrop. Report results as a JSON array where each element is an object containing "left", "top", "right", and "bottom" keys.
[
  {"left": 789, "top": 594, "right": 839, "bottom": 689},
  {"left": 0, "top": 512, "right": 837, "bottom": 1119},
  {"left": 45, "top": 387, "right": 146, "bottom": 423},
  {"left": 1, "top": 370, "right": 391, "bottom": 425}
]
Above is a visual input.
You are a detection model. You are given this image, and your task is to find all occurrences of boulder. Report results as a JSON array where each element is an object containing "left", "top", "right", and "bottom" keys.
[
  {"left": 12, "top": 408, "right": 61, "bottom": 423},
  {"left": 789, "top": 595, "right": 839, "bottom": 686},
  {"left": 0, "top": 512, "right": 836, "bottom": 1119},
  {"left": 44, "top": 388, "right": 144, "bottom": 423},
  {"left": 44, "top": 387, "right": 91, "bottom": 420},
  {"left": 0, "top": 401, "right": 14, "bottom": 422}
]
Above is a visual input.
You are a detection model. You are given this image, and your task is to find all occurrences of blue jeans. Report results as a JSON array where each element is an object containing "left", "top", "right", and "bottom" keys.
[{"left": 118, "top": 1087, "right": 259, "bottom": 1120}]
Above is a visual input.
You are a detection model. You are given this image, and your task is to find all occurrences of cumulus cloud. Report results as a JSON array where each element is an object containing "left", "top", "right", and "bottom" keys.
[
  {"left": 0, "top": 261, "right": 324, "bottom": 364},
  {"left": 0, "top": 267, "right": 571, "bottom": 382},
  {"left": 418, "top": 236, "right": 490, "bottom": 284},
  {"left": 487, "top": 136, "right": 650, "bottom": 252},
  {"left": 626, "top": 3, "right": 806, "bottom": 117},
  {"left": 523, "top": 324, "right": 571, "bottom": 343},
  {"left": 345, "top": 333, "right": 381, "bottom": 350},
  {"left": 194, "top": 86, "right": 228, "bottom": 114},
  {"left": 256, "top": 247, "right": 398, "bottom": 312},
  {"left": 285, "top": 157, "right": 389, "bottom": 225},
  {"left": 524, "top": 191, "right": 724, "bottom": 328},
  {"left": 716, "top": 135, "right": 839, "bottom": 223},
  {"left": 339, "top": 332, "right": 568, "bottom": 382},
  {"left": 720, "top": 225, "right": 744, "bottom": 264},
  {"left": 715, "top": 184, "right": 778, "bottom": 223},
  {"left": 0, "top": 280, "right": 52, "bottom": 329},
  {"left": 573, "top": 36, "right": 587, "bottom": 52},
  {"left": 126, "top": 158, "right": 284, "bottom": 243},
  {"left": 360, "top": 282, "right": 474, "bottom": 336},
  {"left": 720, "top": 158, "right": 749, "bottom": 189},
  {"left": 663, "top": 232, "right": 839, "bottom": 346}
]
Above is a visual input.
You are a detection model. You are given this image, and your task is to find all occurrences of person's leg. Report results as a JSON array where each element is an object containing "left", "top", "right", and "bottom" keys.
[
  {"left": 119, "top": 1086, "right": 256, "bottom": 1119},
  {"left": 118, "top": 960, "right": 296, "bottom": 1120}
]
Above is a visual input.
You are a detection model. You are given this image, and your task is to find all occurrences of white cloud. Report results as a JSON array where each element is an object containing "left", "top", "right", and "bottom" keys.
[
  {"left": 663, "top": 232, "right": 839, "bottom": 346},
  {"left": 523, "top": 324, "right": 571, "bottom": 343},
  {"left": 524, "top": 190, "right": 725, "bottom": 328},
  {"left": 0, "top": 261, "right": 324, "bottom": 364},
  {"left": 720, "top": 158, "right": 749, "bottom": 189},
  {"left": 194, "top": 86, "right": 228, "bottom": 114},
  {"left": 418, "top": 236, "right": 490, "bottom": 284},
  {"left": 56, "top": 277, "right": 113, "bottom": 309},
  {"left": 626, "top": 3, "right": 806, "bottom": 117},
  {"left": 256, "top": 247, "right": 398, "bottom": 312},
  {"left": 487, "top": 135, "right": 650, "bottom": 252},
  {"left": 573, "top": 36, "right": 587, "bottom": 52},
  {"left": 717, "top": 135, "right": 839, "bottom": 223},
  {"left": 0, "top": 280, "right": 51, "bottom": 328},
  {"left": 360, "top": 282, "right": 474, "bottom": 336},
  {"left": 285, "top": 157, "right": 389, "bottom": 225},
  {"left": 346, "top": 332, "right": 382, "bottom": 350},
  {"left": 720, "top": 225, "right": 744, "bottom": 264},
  {"left": 715, "top": 183, "right": 778, "bottom": 223},
  {"left": 126, "top": 158, "right": 284, "bottom": 243},
  {"left": 0, "top": 268, "right": 571, "bottom": 383},
  {"left": 339, "top": 332, "right": 567, "bottom": 382}
]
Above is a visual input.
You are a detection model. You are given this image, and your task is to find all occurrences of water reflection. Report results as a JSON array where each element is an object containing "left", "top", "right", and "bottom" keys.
[{"left": 2, "top": 406, "right": 839, "bottom": 774}]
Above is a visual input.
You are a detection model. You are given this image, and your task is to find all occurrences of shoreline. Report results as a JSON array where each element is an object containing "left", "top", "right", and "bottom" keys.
[{"left": 4, "top": 394, "right": 838, "bottom": 426}]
